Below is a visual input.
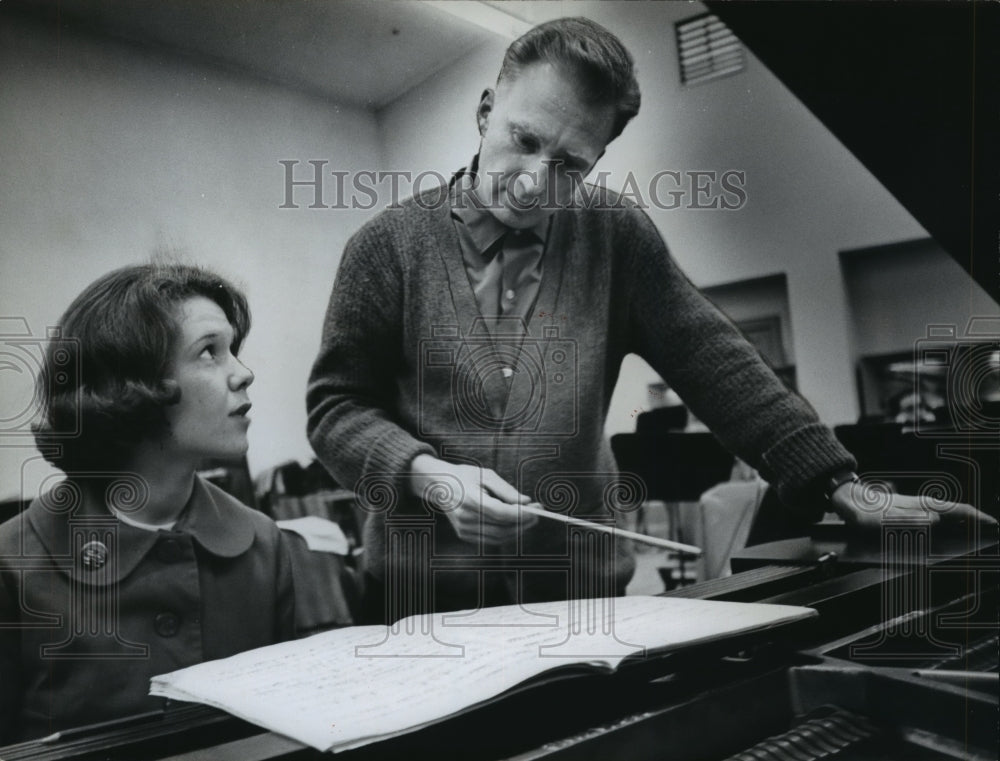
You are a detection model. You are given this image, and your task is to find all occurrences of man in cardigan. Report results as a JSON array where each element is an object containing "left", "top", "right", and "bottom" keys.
[{"left": 307, "top": 18, "right": 989, "bottom": 623}]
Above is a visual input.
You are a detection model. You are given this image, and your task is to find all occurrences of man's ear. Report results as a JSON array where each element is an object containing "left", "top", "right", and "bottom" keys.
[{"left": 476, "top": 88, "right": 494, "bottom": 136}]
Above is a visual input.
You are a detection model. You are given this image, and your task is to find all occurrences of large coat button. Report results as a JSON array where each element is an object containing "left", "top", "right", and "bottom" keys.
[
  {"left": 154, "top": 612, "right": 181, "bottom": 637},
  {"left": 80, "top": 540, "right": 108, "bottom": 570}
]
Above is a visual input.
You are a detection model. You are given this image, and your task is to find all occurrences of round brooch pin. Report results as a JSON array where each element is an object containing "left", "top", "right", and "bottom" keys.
[{"left": 80, "top": 540, "right": 109, "bottom": 570}]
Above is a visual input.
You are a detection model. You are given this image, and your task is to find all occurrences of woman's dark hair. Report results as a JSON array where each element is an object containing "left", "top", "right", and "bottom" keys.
[
  {"left": 498, "top": 17, "right": 641, "bottom": 142},
  {"left": 33, "top": 263, "right": 250, "bottom": 472}
]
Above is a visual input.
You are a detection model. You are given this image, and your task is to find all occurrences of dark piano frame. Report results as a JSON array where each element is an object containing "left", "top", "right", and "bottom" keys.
[{"left": 4, "top": 529, "right": 996, "bottom": 761}]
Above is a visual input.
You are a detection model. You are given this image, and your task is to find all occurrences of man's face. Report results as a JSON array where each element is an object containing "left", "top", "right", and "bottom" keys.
[{"left": 474, "top": 62, "right": 616, "bottom": 229}]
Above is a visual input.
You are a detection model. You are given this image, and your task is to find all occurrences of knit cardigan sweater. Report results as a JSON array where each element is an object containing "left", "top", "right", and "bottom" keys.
[{"left": 307, "top": 185, "right": 855, "bottom": 586}]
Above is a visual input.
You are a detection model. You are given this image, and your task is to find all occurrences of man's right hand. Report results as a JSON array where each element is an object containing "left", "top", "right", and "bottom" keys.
[{"left": 408, "top": 454, "right": 538, "bottom": 545}]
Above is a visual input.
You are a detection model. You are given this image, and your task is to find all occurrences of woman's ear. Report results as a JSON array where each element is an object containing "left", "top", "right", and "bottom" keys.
[
  {"left": 160, "top": 378, "right": 181, "bottom": 405},
  {"left": 476, "top": 88, "right": 494, "bottom": 137}
]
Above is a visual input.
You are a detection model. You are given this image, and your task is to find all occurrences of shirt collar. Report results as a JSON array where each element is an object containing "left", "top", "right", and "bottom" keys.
[{"left": 450, "top": 157, "right": 550, "bottom": 254}]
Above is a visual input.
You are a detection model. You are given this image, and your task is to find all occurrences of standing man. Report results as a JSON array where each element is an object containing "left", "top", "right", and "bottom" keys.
[{"left": 307, "top": 18, "right": 986, "bottom": 623}]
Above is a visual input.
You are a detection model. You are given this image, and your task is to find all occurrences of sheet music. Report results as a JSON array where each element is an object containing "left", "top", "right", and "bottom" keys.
[{"left": 150, "top": 596, "right": 815, "bottom": 752}]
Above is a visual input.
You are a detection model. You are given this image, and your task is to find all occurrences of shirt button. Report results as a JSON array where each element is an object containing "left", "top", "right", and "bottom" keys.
[
  {"left": 155, "top": 612, "right": 181, "bottom": 637},
  {"left": 156, "top": 538, "right": 181, "bottom": 563},
  {"left": 504, "top": 289, "right": 516, "bottom": 301}
]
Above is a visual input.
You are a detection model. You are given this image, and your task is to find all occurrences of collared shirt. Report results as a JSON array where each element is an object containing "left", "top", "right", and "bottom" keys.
[{"left": 450, "top": 161, "right": 549, "bottom": 326}]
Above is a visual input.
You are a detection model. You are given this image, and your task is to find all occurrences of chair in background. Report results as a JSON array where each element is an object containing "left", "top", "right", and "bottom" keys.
[
  {"left": 256, "top": 459, "right": 364, "bottom": 550},
  {"left": 635, "top": 404, "right": 689, "bottom": 434},
  {"left": 611, "top": 431, "right": 736, "bottom": 588},
  {"left": 610, "top": 431, "right": 736, "bottom": 502},
  {"left": 255, "top": 460, "right": 364, "bottom": 634}
]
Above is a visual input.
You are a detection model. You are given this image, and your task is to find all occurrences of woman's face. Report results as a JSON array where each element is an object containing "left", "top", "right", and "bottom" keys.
[{"left": 160, "top": 296, "right": 254, "bottom": 464}]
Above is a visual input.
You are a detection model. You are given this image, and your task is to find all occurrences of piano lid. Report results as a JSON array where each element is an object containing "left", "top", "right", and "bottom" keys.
[{"left": 707, "top": 1, "right": 999, "bottom": 300}]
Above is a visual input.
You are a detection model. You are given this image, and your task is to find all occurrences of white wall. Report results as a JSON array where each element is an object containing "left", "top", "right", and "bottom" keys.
[
  {"left": 0, "top": 14, "right": 380, "bottom": 499},
  {"left": 3, "top": 2, "right": 992, "bottom": 500},
  {"left": 702, "top": 276, "right": 795, "bottom": 365},
  {"left": 842, "top": 240, "right": 998, "bottom": 358},
  {"left": 377, "top": 39, "right": 508, "bottom": 175},
  {"left": 376, "top": 0, "right": 937, "bottom": 434}
]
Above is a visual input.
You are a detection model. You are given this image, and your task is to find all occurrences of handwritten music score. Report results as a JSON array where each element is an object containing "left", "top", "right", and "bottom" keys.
[{"left": 151, "top": 596, "right": 815, "bottom": 752}]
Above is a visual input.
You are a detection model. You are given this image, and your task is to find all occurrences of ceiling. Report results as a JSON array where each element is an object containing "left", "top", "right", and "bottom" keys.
[
  {"left": 10, "top": 0, "right": 991, "bottom": 294},
  {"left": 7, "top": 0, "right": 532, "bottom": 110}
]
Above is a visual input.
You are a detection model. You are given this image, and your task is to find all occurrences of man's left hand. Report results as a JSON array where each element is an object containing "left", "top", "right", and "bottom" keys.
[{"left": 830, "top": 479, "right": 997, "bottom": 530}]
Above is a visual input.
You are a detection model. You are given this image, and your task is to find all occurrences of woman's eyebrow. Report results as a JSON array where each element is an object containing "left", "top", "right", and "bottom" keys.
[{"left": 187, "top": 328, "right": 231, "bottom": 349}]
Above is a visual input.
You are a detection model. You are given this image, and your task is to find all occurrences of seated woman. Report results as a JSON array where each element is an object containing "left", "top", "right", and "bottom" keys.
[{"left": 0, "top": 264, "right": 295, "bottom": 742}]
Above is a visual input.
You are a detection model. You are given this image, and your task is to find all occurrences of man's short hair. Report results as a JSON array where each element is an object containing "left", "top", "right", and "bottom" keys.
[
  {"left": 33, "top": 263, "right": 250, "bottom": 472},
  {"left": 498, "top": 17, "right": 641, "bottom": 142}
]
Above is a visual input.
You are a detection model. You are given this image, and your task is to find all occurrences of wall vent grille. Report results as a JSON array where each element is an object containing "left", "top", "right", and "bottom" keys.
[{"left": 676, "top": 13, "right": 745, "bottom": 86}]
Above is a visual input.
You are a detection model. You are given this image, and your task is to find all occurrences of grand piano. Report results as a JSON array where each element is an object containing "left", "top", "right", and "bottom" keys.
[
  {"left": 2, "top": 2, "right": 997, "bottom": 759},
  {"left": 2, "top": 527, "right": 996, "bottom": 760}
]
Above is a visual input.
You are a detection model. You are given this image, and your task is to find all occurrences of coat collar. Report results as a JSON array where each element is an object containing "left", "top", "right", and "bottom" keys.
[
  {"left": 26, "top": 475, "right": 256, "bottom": 585},
  {"left": 173, "top": 476, "right": 256, "bottom": 557}
]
